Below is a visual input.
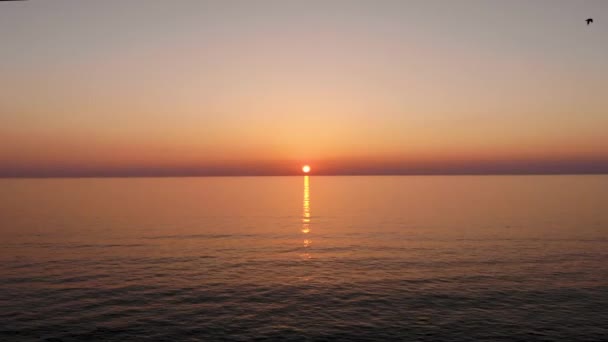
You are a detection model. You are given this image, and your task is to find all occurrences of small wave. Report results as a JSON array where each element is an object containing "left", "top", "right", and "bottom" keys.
[
  {"left": 143, "top": 233, "right": 257, "bottom": 240},
  {"left": 0, "top": 242, "right": 148, "bottom": 249}
]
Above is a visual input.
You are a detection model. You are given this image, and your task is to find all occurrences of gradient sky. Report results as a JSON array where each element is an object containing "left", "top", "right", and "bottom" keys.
[{"left": 1, "top": 0, "right": 607, "bottom": 176}]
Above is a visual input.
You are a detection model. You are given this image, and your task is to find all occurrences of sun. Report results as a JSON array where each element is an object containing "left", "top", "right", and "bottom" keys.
[{"left": 302, "top": 165, "right": 311, "bottom": 173}]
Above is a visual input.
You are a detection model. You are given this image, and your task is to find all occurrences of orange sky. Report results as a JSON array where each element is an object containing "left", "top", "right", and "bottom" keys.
[{"left": 1, "top": 0, "right": 608, "bottom": 176}]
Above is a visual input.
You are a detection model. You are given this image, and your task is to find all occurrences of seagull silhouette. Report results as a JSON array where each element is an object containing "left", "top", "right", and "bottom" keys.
[{"left": 586, "top": 18, "right": 594, "bottom": 25}]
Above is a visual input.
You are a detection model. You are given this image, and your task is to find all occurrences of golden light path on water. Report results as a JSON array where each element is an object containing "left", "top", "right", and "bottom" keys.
[{"left": 302, "top": 175, "right": 311, "bottom": 259}]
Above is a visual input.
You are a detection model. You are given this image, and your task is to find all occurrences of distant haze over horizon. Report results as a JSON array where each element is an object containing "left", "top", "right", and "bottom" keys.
[{"left": 1, "top": 0, "right": 607, "bottom": 177}]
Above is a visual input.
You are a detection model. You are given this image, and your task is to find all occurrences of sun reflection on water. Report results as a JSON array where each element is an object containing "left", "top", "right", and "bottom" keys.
[
  {"left": 302, "top": 175, "right": 310, "bottom": 233},
  {"left": 301, "top": 175, "right": 312, "bottom": 259}
]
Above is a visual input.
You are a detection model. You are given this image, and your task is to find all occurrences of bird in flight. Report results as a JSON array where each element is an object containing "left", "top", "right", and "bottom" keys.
[{"left": 586, "top": 18, "right": 594, "bottom": 25}]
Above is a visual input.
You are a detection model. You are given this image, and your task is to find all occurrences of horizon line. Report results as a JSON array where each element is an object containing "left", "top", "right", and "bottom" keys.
[{"left": 2, "top": 172, "right": 608, "bottom": 179}]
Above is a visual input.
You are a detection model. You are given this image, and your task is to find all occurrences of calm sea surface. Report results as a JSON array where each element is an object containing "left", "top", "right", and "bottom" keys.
[{"left": 1, "top": 176, "right": 607, "bottom": 341}]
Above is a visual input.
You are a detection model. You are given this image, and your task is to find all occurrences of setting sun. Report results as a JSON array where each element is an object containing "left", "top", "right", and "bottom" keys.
[{"left": 302, "top": 165, "right": 311, "bottom": 173}]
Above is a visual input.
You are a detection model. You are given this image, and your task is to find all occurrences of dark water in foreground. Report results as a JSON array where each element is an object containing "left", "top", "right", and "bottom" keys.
[{"left": 1, "top": 176, "right": 607, "bottom": 341}]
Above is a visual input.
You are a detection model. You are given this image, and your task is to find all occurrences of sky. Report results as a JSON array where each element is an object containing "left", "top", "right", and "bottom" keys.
[{"left": 1, "top": 0, "right": 607, "bottom": 176}]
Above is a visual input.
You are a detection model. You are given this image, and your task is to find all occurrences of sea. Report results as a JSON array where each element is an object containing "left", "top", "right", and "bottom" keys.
[{"left": 1, "top": 175, "right": 607, "bottom": 341}]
